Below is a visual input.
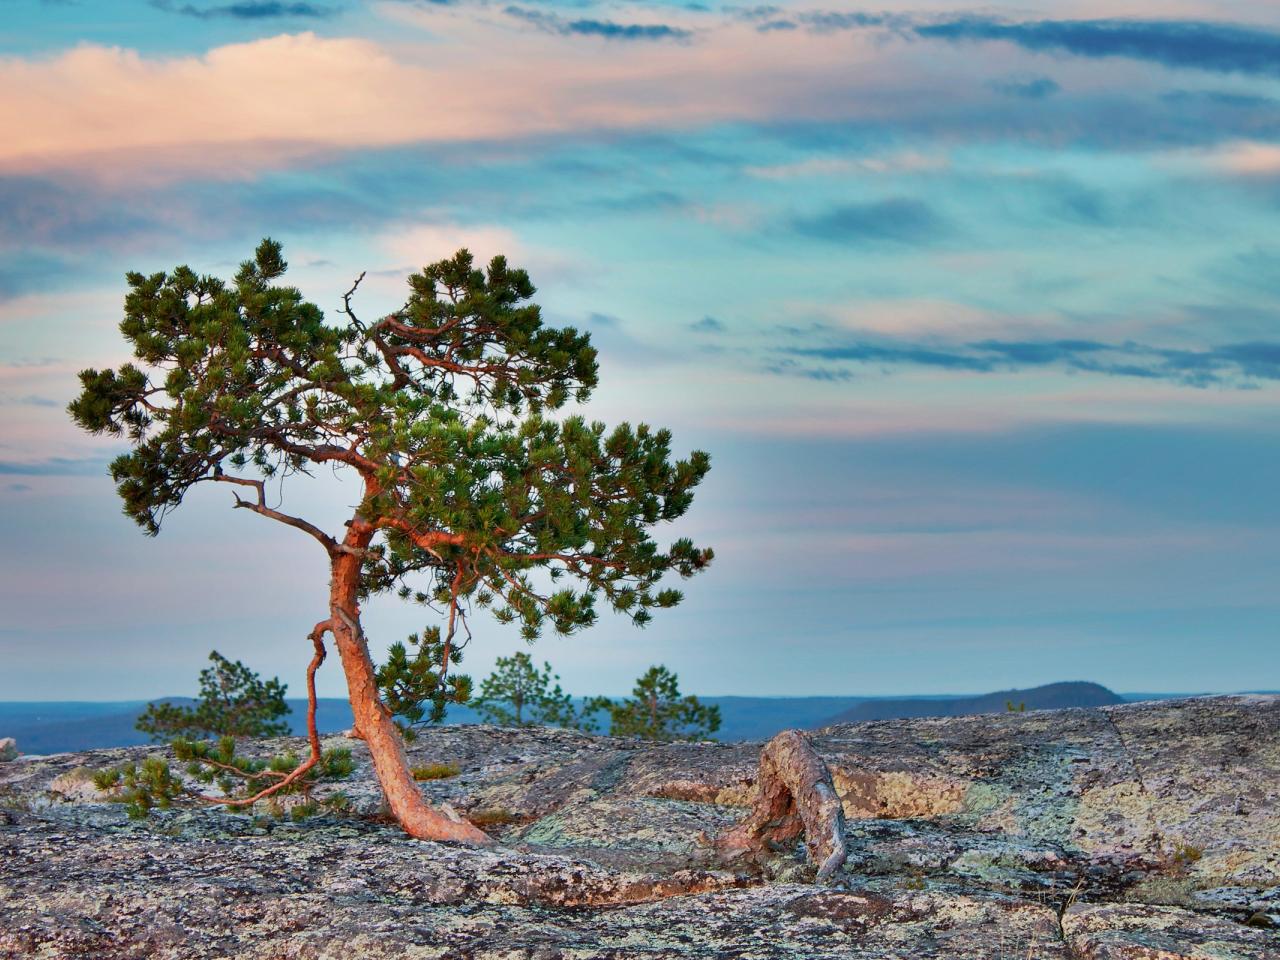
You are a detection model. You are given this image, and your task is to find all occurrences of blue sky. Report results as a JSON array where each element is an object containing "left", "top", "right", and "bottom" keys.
[{"left": 1, "top": 0, "right": 1279, "bottom": 699}]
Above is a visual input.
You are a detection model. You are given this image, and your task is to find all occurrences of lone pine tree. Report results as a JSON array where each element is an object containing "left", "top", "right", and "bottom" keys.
[{"left": 70, "top": 240, "right": 712, "bottom": 844}]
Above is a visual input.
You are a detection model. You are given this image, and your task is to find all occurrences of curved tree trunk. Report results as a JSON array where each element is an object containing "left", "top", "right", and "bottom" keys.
[
  {"left": 329, "top": 533, "right": 492, "bottom": 846},
  {"left": 718, "top": 729, "right": 847, "bottom": 879}
]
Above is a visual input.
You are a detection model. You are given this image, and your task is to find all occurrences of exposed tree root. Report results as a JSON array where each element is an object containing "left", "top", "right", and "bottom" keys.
[{"left": 717, "top": 729, "right": 848, "bottom": 880}]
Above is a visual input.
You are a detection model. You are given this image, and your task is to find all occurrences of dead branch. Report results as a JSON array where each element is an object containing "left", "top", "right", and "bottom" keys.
[{"left": 213, "top": 474, "right": 338, "bottom": 555}]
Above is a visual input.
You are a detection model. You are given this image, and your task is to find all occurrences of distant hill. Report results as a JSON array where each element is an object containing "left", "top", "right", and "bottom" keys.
[{"left": 819, "top": 681, "right": 1124, "bottom": 726}]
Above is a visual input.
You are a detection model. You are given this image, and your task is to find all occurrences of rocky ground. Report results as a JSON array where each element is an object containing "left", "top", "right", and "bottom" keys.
[{"left": 1, "top": 696, "right": 1277, "bottom": 959}]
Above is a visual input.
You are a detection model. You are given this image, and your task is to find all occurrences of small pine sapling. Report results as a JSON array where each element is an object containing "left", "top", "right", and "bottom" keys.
[
  {"left": 592, "top": 665, "right": 720, "bottom": 742},
  {"left": 473, "top": 651, "right": 591, "bottom": 729},
  {"left": 136, "top": 650, "right": 291, "bottom": 741}
]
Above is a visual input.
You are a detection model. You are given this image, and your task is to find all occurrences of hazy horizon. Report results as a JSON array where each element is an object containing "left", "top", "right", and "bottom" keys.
[{"left": 2, "top": 682, "right": 1276, "bottom": 706}]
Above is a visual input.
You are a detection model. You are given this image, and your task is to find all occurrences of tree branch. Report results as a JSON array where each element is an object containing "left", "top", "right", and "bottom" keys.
[{"left": 200, "top": 620, "right": 332, "bottom": 809}]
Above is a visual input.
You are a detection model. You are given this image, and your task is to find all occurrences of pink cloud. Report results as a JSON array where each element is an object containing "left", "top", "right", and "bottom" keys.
[
  {"left": 1204, "top": 141, "right": 1280, "bottom": 177},
  {"left": 0, "top": 22, "right": 976, "bottom": 181},
  {"left": 745, "top": 152, "right": 949, "bottom": 180}
]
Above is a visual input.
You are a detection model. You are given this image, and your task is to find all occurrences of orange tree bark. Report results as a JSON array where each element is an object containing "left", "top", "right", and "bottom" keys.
[{"left": 330, "top": 522, "right": 491, "bottom": 845}]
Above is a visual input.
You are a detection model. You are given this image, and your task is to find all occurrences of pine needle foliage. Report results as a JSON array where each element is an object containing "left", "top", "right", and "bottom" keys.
[
  {"left": 375, "top": 628, "right": 472, "bottom": 740},
  {"left": 173, "top": 736, "right": 354, "bottom": 798},
  {"left": 92, "top": 757, "right": 184, "bottom": 819},
  {"left": 70, "top": 240, "right": 713, "bottom": 721},
  {"left": 593, "top": 665, "right": 720, "bottom": 742},
  {"left": 136, "top": 650, "right": 291, "bottom": 741}
]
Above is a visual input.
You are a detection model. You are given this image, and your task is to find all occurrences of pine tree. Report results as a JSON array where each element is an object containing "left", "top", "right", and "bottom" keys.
[
  {"left": 593, "top": 665, "right": 720, "bottom": 742},
  {"left": 70, "top": 241, "right": 712, "bottom": 844},
  {"left": 473, "top": 652, "right": 587, "bottom": 729},
  {"left": 136, "top": 650, "right": 291, "bottom": 741}
]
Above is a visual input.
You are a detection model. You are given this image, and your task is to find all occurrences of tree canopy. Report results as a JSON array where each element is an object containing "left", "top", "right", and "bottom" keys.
[{"left": 71, "top": 241, "right": 711, "bottom": 697}]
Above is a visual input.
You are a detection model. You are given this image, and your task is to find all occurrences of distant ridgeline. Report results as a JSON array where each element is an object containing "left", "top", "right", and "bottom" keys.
[
  {"left": 0, "top": 682, "right": 1204, "bottom": 754},
  {"left": 818, "top": 681, "right": 1124, "bottom": 726}
]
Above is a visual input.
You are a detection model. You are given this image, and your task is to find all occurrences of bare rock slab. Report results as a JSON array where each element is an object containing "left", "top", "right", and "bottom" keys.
[
  {"left": 1064, "top": 902, "right": 1279, "bottom": 959},
  {"left": 2, "top": 696, "right": 1278, "bottom": 958}
]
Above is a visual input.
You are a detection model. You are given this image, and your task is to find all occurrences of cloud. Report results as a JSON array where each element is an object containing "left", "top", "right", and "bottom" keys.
[
  {"left": 745, "top": 151, "right": 947, "bottom": 180},
  {"left": 564, "top": 311, "right": 676, "bottom": 367},
  {"left": 690, "top": 316, "right": 725, "bottom": 333},
  {"left": 768, "top": 12, "right": 1280, "bottom": 78},
  {"left": 776, "top": 333, "right": 1280, "bottom": 388},
  {"left": 1203, "top": 141, "right": 1280, "bottom": 177},
  {"left": 0, "top": 250, "right": 79, "bottom": 301},
  {"left": 0, "top": 176, "right": 159, "bottom": 248},
  {"left": 378, "top": 222, "right": 526, "bottom": 269},
  {"left": 791, "top": 198, "right": 947, "bottom": 245},
  {"left": 988, "top": 75, "right": 1060, "bottom": 100},
  {"left": 1162, "top": 89, "right": 1278, "bottom": 110},
  {"left": 913, "top": 17, "right": 1280, "bottom": 77},
  {"left": 503, "top": 6, "right": 691, "bottom": 41},
  {"left": 8, "top": 10, "right": 1280, "bottom": 185},
  {"left": 0, "top": 456, "right": 109, "bottom": 476},
  {"left": 0, "top": 28, "right": 836, "bottom": 178},
  {"left": 152, "top": 0, "right": 339, "bottom": 17},
  {"left": 784, "top": 11, "right": 898, "bottom": 33}
]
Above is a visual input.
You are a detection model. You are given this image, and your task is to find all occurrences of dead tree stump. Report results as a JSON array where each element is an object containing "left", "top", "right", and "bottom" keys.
[{"left": 718, "top": 729, "right": 848, "bottom": 880}]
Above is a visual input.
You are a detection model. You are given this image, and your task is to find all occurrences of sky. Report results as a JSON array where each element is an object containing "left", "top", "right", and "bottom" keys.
[{"left": 1, "top": 0, "right": 1279, "bottom": 701}]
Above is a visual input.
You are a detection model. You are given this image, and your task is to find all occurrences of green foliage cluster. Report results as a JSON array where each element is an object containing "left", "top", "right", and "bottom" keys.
[
  {"left": 136, "top": 651, "right": 291, "bottom": 741},
  {"left": 173, "top": 735, "right": 353, "bottom": 797},
  {"left": 589, "top": 665, "right": 720, "bottom": 742},
  {"left": 472, "top": 651, "right": 591, "bottom": 729},
  {"left": 93, "top": 739, "right": 354, "bottom": 821},
  {"left": 465, "top": 657, "right": 718, "bottom": 741},
  {"left": 376, "top": 628, "right": 471, "bottom": 740},
  {"left": 93, "top": 757, "right": 185, "bottom": 819}
]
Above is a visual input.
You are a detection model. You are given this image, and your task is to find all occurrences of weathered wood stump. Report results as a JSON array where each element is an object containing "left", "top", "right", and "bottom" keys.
[{"left": 718, "top": 729, "right": 847, "bottom": 880}]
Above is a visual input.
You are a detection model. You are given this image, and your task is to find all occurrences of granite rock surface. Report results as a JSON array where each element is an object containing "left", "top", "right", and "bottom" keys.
[{"left": 1, "top": 696, "right": 1277, "bottom": 958}]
